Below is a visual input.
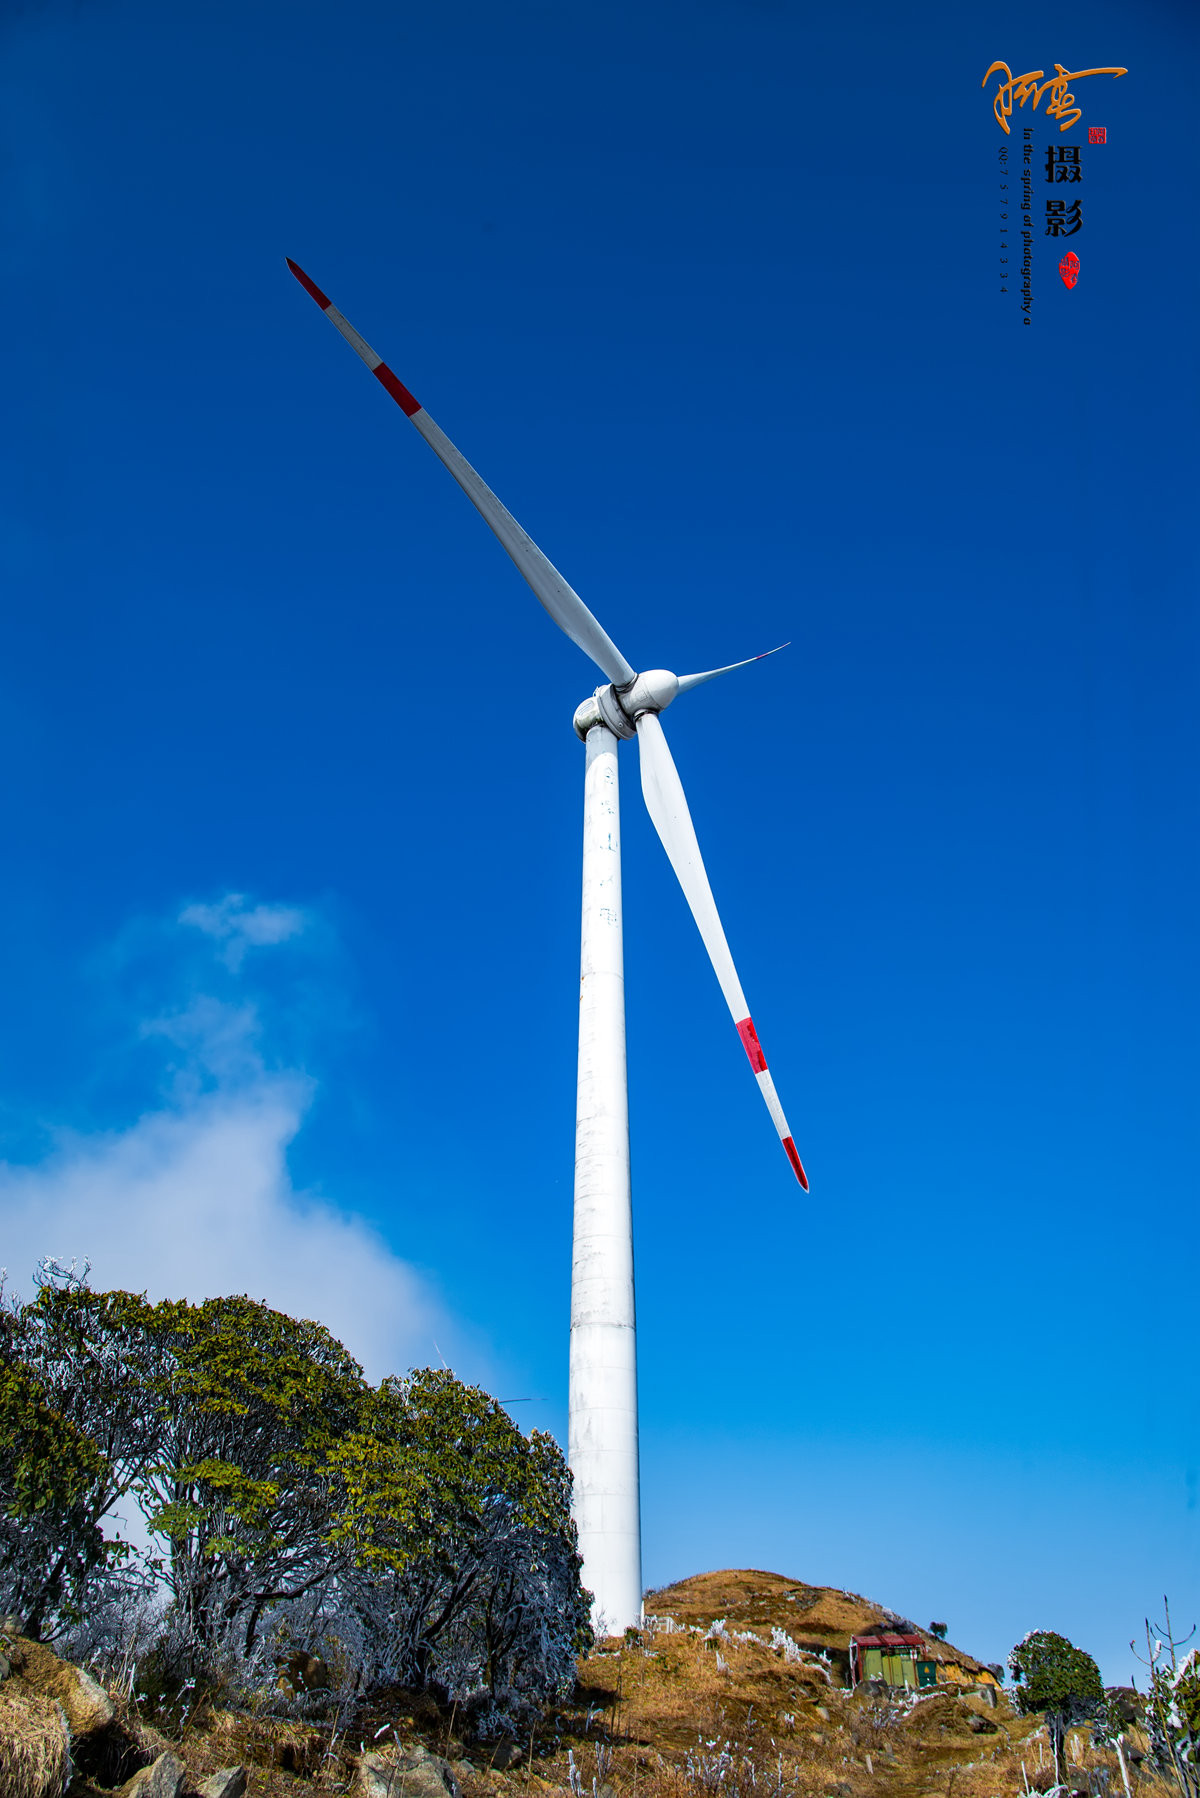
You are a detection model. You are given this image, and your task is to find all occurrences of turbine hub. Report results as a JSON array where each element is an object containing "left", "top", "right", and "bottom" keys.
[{"left": 573, "top": 670, "right": 679, "bottom": 741}]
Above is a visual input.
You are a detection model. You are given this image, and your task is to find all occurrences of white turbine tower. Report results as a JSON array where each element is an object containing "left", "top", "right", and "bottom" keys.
[{"left": 286, "top": 260, "right": 809, "bottom": 1635}]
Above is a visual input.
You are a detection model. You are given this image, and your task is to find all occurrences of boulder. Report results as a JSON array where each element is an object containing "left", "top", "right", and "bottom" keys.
[
  {"left": 276, "top": 1651, "right": 331, "bottom": 1696},
  {"left": 7, "top": 1634, "right": 115, "bottom": 1738},
  {"left": 118, "top": 1749, "right": 187, "bottom": 1798},
  {"left": 354, "top": 1743, "right": 462, "bottom": 1798},
  {"left": 200, "top": 1769, "right": 249, "bottom": 1798},
  {"left": 0, "top": 1687, "right": 73, "bottom": 1798}
]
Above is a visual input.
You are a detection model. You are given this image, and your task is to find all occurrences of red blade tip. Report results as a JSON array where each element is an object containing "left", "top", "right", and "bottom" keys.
[
  {"left": 285, "top": 258, "right": 331, "bottom": 310},
  {"left": 783, "top": 1137, "right": 809, "bottom": 1190}
]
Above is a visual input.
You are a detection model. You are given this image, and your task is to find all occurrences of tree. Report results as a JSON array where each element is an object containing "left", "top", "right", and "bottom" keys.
[
  {"left": 461, "top": 1426, "right": 592, "bottom": 1703},
  {"left": 0, "top": 1337, "right": 112, "bottom": 1635},
  {"left": 139, "top": 1295, "right": 367, "bottom": 1661},
  {"left": 2, "top": 1274, "right": 366, "bottom": 1661},
  {"left": 0, "top": 1266, "right": 166, "bottom": 1638},
  {"left": 1009, "top": 1629, "right": 1105, "bottom": 1787},
  {"left": 330, "top": 1368, "right": 591, "bottom": 1701}
]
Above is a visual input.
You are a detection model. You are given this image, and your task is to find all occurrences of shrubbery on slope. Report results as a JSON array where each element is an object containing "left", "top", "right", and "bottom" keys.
[{"left": 0, "top": 1261, "right": 589, "bottom": 1716}]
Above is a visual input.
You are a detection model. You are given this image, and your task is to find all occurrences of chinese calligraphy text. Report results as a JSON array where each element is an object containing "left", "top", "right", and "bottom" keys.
[
  {"left": 982, "top": 63, "right": 1127, "bottom": 135},
  {"left": 1045, "top": 145, "right": 1081, "bottom": 182},
  {"left": 1045, "top": 198, "right": 1083, "bottom": 237}
]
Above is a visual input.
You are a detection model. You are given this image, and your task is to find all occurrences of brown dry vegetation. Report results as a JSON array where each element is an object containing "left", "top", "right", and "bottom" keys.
[
  {"left": 0, "top": 1685, "right": 72, "bottom": 1798},
  {"left": 46, "top": 1571, "right": 1169, "bottom": 1798},
  {"left": 523, "top": 1601, "right": 1147, "bottom": 1798}
]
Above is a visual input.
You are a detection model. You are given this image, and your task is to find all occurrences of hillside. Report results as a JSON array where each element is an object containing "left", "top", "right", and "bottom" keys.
[
  {"left": 641, "top": 1570, "right": 999, "bottom": 1686},
  {"left": 5, "top": 1571, "right": 1155, "bottom": 1798}
]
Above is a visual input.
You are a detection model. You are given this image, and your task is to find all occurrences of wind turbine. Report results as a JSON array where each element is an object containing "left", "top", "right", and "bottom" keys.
[{"left": 285, "top": 260, "right": 808, "bottom": 1634}]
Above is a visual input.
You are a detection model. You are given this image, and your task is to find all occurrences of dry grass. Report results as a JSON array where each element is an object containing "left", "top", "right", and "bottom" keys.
[
  {"left": 115, "top": 1703, "right": 352, "bottom": 1794},
  {"left": 463, "top": 1589, "right": 1168, "bottom": 1798},
  {"left": 0, "top": 1686, "right": 72, "bottom": 1798},
  {"left": 45, "top": 1569, "right": 1177, "bottom": 1798}
]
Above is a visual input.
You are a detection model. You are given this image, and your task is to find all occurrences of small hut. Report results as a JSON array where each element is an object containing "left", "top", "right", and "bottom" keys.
[{"left": 849, "top": 1628, "right": 937, "bottom": 1690}]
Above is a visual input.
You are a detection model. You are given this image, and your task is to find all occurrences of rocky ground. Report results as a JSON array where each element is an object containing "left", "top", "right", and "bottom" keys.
[{"left": 0, "top": 1572, "right": 1162, "bottom": 1798}]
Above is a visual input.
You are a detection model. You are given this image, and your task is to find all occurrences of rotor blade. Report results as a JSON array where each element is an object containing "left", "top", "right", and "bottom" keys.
[
  {"left": 676, "top": 643, "right": 790, "bottom": 696},
  {"left": 636, "top": 710, "right": 808, "bottom": 1189},
  {"left": 285, "top": 259, "right": 635, "bottom": 686}
]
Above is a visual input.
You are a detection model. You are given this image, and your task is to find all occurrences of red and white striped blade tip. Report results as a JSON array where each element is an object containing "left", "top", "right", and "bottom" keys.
[
  {"left": 285, "top": 258, "right": 423, "bottom": 419},
  {"left": 734, "top": 1017, "right": 809, "bottom": 1191}
]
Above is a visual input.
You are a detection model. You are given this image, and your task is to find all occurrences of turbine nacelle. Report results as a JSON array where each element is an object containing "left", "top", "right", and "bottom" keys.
[{"left": 574, "top": 669, "right": 679, "bottom": 741}]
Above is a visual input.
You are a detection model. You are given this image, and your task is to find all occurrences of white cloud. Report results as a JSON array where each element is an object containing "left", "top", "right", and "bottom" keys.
[
  {"left": 0, "top": 1077, "right": 453, "bottom": 1382},
  {"left": 141, "top": 995, "right": 265, "bottom": 1086},
  {"left": 0, "top": 900, "right": 469, "bottom": 1385},
  {"left": 179, "top": 895, "right": 307, "bottom": 970}
]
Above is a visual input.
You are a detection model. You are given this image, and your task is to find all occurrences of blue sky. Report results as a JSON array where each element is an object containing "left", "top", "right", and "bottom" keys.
[{"left": 1, "top": 0, "right": 1196, "bottom": 1683}]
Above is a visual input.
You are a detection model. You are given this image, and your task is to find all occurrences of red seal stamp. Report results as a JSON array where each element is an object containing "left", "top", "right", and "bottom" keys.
[
  {"left": 1059, "top": 252, "right": 1080, "bottom": 288},
  {"left": 1088, "top": 126, "right": 1107, "bottom": 144}
]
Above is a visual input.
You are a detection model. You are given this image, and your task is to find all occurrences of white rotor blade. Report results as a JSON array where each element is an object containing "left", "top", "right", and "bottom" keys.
[
  {"left": 636, "top": 710, "right": 808, "bottom": 1189},
  {"left": 286, "top": 259, "right": 635, "bottom": 686},
  {"left": 676, "top": 642, "right": 789, "bottom": 695}
]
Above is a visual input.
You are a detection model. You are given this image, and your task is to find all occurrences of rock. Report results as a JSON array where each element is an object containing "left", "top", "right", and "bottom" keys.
[
  {"left": 119, "top": 1749, "right": 187, "bottom": 1798},
  {"left": 7, "top": 1634, "right": 115, "bottom": 1738},
  {"left": 0, "top": 1653, "right": 10, "bottom": 1682},
  {"left": 58, "top": 1661, "right": 114, "bottom": 1736},
  {"left": 1107, "top": 1687, "right": 1143, "bottom": 1726},
  {"left": 200, "top": 1769, "right": 249, "bottom": 1798},
  {"left": 0, "top": 1686, "right": 72, "bottom": 1798},
  {"left": 355, "top": 1744, "right": 462, "bottom": 1798},
  {"left": 276, "top": 1651, "right": 331, "bottom": 1696},
  {"left": 487, "top": 1741, "right": 524, "bottom": 1770}
]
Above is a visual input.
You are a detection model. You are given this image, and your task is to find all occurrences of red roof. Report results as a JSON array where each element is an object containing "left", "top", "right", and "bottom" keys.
[{"left": 851, "top": 1633, "right": 925, "bottom": 1649}]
